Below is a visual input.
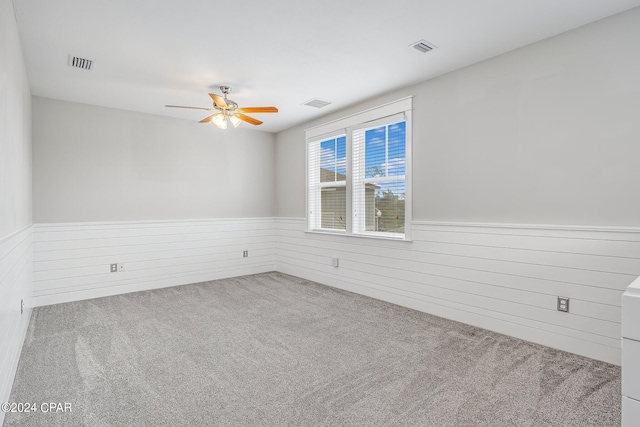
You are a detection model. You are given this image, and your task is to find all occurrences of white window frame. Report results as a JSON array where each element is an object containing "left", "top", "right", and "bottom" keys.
[{"left": 305, "top": 97, "right": 412, "bottom": 240}]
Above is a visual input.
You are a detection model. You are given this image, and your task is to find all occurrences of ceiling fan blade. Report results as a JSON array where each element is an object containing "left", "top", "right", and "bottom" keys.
[
  {"left": 237, "top": 107, "right": 279, "bottom": 113},
  {"left": 165, "top": 105, "right": 215, "bottom": 111},
  {"left": 236, "top": 113, "right": 263, "bottom": 126},
  {"left": 209, "top": 94, "right": 228, "bottom": 108},
  {"left": 199, "top": 114, "right": 216, "bottom": 123}
]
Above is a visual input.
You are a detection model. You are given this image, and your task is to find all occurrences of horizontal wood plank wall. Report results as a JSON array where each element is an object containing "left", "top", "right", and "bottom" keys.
[
  {"left": 0, "top": 226, "right": 34, "bottom": 418},
  {"left": 33, "top": 218, "right": 276, "bottom": 307},
  {"left": 275, "top": 218, "right": 640, "bottom": 365}
]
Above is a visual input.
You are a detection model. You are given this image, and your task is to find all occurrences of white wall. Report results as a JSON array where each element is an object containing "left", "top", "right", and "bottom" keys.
[
  {"left": 1, "top": 3, "right": 32, "bottom": 236},
  {"left": 276, "top": 8, "right": 640, "bottom": 225},
  {"left": 33, "top": 96, "right": 276, "bottom": 223},
  {"left": 0, "top": 0, "right": 34, "bottom": 424},
  {"left": 275, "top": 9, "right": 640, "bottom": 364}
]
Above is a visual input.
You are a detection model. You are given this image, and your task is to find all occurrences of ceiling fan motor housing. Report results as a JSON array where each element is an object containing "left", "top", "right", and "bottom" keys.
[
  {"left": 217, "top": 86, "right": 237, "bottom": 110},
  {"left": 222, "top": 100, "right": 238, "bottom": 111}
]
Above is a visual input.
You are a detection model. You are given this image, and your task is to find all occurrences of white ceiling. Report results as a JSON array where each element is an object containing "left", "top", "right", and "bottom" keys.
[{"left": 13, "top": 0, "right": 640, "bottom": 133}]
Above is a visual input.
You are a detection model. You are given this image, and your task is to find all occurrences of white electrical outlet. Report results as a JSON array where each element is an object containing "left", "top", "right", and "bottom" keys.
[
  {"left": 110, "top": 263, "right": 118, "bottom": 273},
  {"left": 557, "top": 296, "right": 569, "bottom": 312},
  {"left": 332, "top": 258, "right": 339, "bottom": 267}
]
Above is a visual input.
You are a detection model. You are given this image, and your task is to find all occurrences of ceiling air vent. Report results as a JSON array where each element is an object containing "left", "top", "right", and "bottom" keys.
[
  {"left": 302, "top": 98, "right": 332, "bottom": 109},
  {"left": 68, "top": 55, "right": 93, "bottom": 70},
  {"left": 410, "top": 40, "right": 437, "bottom": 53}
]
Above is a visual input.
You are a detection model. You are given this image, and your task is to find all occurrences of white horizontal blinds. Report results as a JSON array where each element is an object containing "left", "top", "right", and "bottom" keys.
[
  {"left": 308, "top": 134, "right": 347, "bottom": 231},
  {"left": 352, "top": 114, "right": 406, "bottom": 236},
  {"left": 308, "top": 140, "right": 321, "bottom": 230}
]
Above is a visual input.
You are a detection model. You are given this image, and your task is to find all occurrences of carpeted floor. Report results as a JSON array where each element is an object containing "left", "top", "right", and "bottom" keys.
[{"left": 5, "top": 272, "right": 620, "bottom": 426}]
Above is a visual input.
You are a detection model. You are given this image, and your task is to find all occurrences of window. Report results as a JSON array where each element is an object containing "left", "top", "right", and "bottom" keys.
[
  {"left": 306, "top": 98, "right": 412, "bottom": 240},
  {"left": 308, "top": 135, "right": 347, "bottom": 230},
  {"left": 353, "top": 120, "right": 406, "bottom": 236}
]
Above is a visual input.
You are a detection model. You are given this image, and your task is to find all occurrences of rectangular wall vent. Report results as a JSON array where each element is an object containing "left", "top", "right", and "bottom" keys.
[
  {"left": 302, "top": 98, "right": 332, "bottom": 109},
  {"left": 409, "top": 40, "right": 437, "bottom": 54},
  {"left": 68, "top": 55, "right": 93, "bottom": 70}
]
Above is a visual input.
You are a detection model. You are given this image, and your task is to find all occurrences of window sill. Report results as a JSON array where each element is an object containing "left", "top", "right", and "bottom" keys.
[{"left": 305, "top": 229, "right": 412, "bottom": 242}]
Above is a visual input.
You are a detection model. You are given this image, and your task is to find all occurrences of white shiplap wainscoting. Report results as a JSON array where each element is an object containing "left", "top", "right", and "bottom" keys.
[
  {"left": 33, "top": 218, "right": 276, "bottom": 307},
  {"left": 0, "top": 226, "right": 34, "bottom": 423},
  {"left": 275, "top": 218, "right": 640, "bottom": 365}
]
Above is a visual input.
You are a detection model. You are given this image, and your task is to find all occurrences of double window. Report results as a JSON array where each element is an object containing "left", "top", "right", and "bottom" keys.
[{"left": 306, "top": 98, "right": 412, "bottom": 240}]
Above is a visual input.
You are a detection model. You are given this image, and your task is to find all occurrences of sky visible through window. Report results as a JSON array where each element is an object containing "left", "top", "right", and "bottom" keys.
[
  {"left": 320, "top": 122, "right": 406, "bottom": 191},
  {"left": 320, "top": 122, "right": 406, "bottom": 198},
  {"left": 320, "top": 136, "right": 346, "bottom": 182},
  {"left": 365, "top": 122, "right": 406, "bottom": 198}
]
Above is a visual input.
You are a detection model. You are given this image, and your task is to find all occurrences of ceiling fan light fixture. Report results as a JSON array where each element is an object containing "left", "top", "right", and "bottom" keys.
[
  {"left": 229, "top": 115, "right": 242, "bottom": 128},
  {"left": 212, "top": 113, "right": 227, "bottom": 129},
  {"left": 211, "top": 113, "right": 224, "bottom": 127}
]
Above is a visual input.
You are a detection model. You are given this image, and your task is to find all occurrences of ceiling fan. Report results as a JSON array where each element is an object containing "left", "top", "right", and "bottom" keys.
[{"left": 165, "top": 86, "right": 278, "bottom": 129}]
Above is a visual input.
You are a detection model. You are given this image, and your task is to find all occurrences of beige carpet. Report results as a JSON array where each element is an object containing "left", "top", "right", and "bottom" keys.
[{"left": 5, "top": 272, "right": 620, "bottom": 426}]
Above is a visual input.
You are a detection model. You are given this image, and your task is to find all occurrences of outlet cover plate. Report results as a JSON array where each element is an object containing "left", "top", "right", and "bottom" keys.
[{"left": 557, "top": 297, "right": 570, "bottom": 312}]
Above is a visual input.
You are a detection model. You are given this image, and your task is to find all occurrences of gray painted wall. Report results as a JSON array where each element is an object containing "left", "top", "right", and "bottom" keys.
[
  {"left": 33, "top": 97, "right": 276, "bottom": 222},
  {"left": 276, "top": 8, "right": 640, "bottom": 226},
  {"left": 0, "top": 0, "right": 32, "bottom": 238}
]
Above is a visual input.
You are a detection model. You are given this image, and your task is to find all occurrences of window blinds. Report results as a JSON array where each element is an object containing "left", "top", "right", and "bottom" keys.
[
  {"left": 308, "top": 132, "right": 347, "bottom": 231},
  {"left": 352, "top": 117, "right": 406, "bottom": 235}
]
